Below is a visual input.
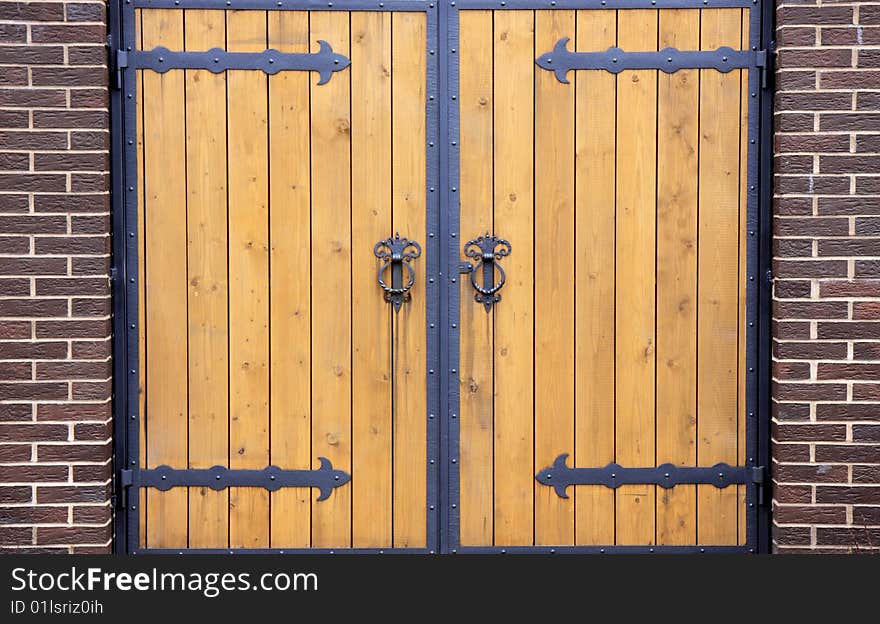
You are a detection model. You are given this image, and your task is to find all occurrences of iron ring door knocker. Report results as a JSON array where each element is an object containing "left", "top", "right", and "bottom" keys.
[
  {"left": 374, "top": 233, "right": 422, "bottom": 312},
  {"left": 463, "top": 233, "right": 511, "bottom": 312}
]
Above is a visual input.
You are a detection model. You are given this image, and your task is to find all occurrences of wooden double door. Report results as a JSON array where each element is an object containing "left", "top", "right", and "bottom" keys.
[{"left": 117, "top": 0, "right": 766, "bottom": 553}]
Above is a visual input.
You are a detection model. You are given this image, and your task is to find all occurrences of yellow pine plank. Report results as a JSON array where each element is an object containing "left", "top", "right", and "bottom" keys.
[
  {"left": 655, "top": 9, "right": 699, "bottom": 546},
  {"left": 268, "top": 10, "right": 312, "bottom": 549},
  {"left": 574, "top": 9, "right": 616, "bottom": 546},
  {"left": 350, "top": 10, "right": 392, "bottom": 548},
  {"left": 738, "top": 9, "right": 750, "bottom": 546},
  {"left": 697, "top": 8, "right": 742, "bottom": 545},
  {"left": 458, "top": 10, "right": 494, "bottom": 547},
  {"left": 493, "top": 9, "right": 534, "bottom": 546},
  {"left": 615, "top": 9, "right": 657, "bottom": 545},
  {"left": 184, "top": 8, "right": 229, "bottom": 550},
  {"left": 226, "top": 9, "right": 270, "bottom": 549},
  {"left": 310, "top": 10, "right": 352, "bottom": 548},
  {"left": 135, "top": 9, "right": 146, "bottom": 549},
  {"left": 142, "top": 9, "right": 188, "bottom": 550},
  {"left": 391, "top": 11, "right": 427, "bottom": 547},
  {"left": 534, "top": 9, "right": 575, "bottom": 547}
]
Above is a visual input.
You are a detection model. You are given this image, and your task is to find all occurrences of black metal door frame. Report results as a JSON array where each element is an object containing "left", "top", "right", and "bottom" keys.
[{"left": 109, "top": 0, "right": 773, "bottom": 554}]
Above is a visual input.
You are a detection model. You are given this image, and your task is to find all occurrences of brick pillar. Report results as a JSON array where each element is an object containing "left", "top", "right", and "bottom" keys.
[
  {"left": 773, "top": 1, "right": 880, "bottom": 552},
  {"left": 0, "top": 1, "right": 111, "bottom": 553}
]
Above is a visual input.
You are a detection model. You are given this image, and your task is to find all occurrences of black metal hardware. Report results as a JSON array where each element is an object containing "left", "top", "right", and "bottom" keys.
[
  {"left": 462, "top": 233, "right": 511, "bottom": 312},
  {"left": 131, "top": 41, "right": 350, "bottom": 84},
  {"left": 108, "top": 45, "right": 128, "bottom": 91},
  {"left": 536, "top": 38, "right": 764, "bottom": 83},
  {"left": 117, "top": 468, "right": 133, "bottom": 510},
  {"left": 375, "top": 233, "right": 422, "bottom": 312},
  {"left": 130, "top": 458, "right": 350, "bottom": 501},
  {"left": 536, "top": 454, "right": 763, "bottom": 499}
]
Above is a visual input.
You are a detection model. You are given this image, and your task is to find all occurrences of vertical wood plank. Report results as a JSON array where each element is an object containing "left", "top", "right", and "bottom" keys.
[
  {"left": 655, "top": 8, "right": 699, "bottom": 546},
  {"left": 697, "top": 8, "right": 741, "bottom": 545},
  {"left": 614, "top": 9, "right": 657, "bottom": 545},
  {"left": 135, "top": 9, "right": 146, "bottom": 549},
  {"left": 574, "top": 9, "right": 616, "bottom": 547},
  {"left": 458, "top": 9, "right": 494, "bottom": 547},
  {"left": 391, "top": 11, "right": 427, "bottom": 547},
  {"left": 142, "top": 9, "right": 188, "bottom": 549},
  {"left": 184, "top": 9, "right": 229, "bottom": 549},
  {"left": 534, "top": 9, "right": 575, "bottom": 547},
  {"left": 268, "top": 10, "right": 312, "bottom": 549},
  {"left": 738, "top": 8, "right": 750, "bottom": 546},
  {"left": 227, "top": 9, "right": 270, "bottom": 549},
  {"left": 310, "top": 10, "right": 352, "bottom": 548},
  {"left": 350, "top": 10, "right": 392, "bottom": 548},
  {"left": 492, "top": 9, "right": 534, "bottom": 546}
]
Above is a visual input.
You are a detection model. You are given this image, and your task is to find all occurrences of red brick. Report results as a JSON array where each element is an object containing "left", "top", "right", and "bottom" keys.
[
  {"left": 0, "top": 278, "right": 29, "bottom": 295},
  {"left": 816, "top": 527, "right": 880, "bottom": 546},
  {"left": 773, "top": 484, "right": 813, "bottom": 504},
  {"left": 0, "top": 443, "right": 30, "bottom": 461},
  {"left": 37, "top": 484, "right": 109, "bottom": 504},
  {"left": 0, "top": 506, "right": 67, "bottom": 524},
  {"left": 774, "top": 422, "right": 848, "bottom": 442},
  {"left": 36, "top": 360, "right": 110, "bottom": 380},
  {"left": 774, "top": 505, "right": 846, "bottom": 525},
  {"left": 818, "top": 322, "right": 880, "bottom": 339},
  {"left": 774, "top": 341, "right": 847, "bottom": 360},
  {"left": 0, "top": 463, "right": 67, "bottom": 482},
  {"left": 0, "top": 486, "right": 32, "bottom": 503},
  {"left": 36, "top": 277, "right": 107, "bottom": 296},
  {"left": 817, "top": 403, "right": 880, "bottom": 421},
  {"left": 816, "top": 444, "right": 880, "bottom": 463},
  {"left": 37, "top": 440, "right": 110, "bottom": 462},
  {"left": 774, "top": 216, "right": 849, "bottom": 237},
  {"left": 0, "top": 320, "right": 31, "bottom": 339},
  {"left": 0, "top": 423, "right": 66, "bottom": 442},
  {"left": 816, "top": 486, "right": 880, "bottom": 504},
  {"left": 821, "top": 280, "right": 880, "bottom": 298},
  {"left": 37, "top": 402, "right": 109, "bottom": 421},
  {"left": 776, "top": 464, "right": 848, "bottom": 483},
  {"left": 0, "top": 381, "right": 67, "bottom": 400}
]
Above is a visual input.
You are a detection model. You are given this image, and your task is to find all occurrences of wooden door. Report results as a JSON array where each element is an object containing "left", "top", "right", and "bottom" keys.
[
  {"left": 455, "top": 6, "right": 760, "bottom": 551},
  {"left": 129, "top": 7, "right": 434, "bottom": 552}
]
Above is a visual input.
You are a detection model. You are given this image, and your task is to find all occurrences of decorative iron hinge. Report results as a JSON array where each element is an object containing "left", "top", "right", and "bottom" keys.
[
  {"left": 536, "top": 454, "right": 767, "bottom": 500},
  {"left": 536, "top": 38, "right": 771, "bottom": 85},
  {"left": 130, "top": 42, "right": 350, "bottom": 84},
  {"left": 752, "top": 465, "right": 768, "bottom": 506},
  {"left": 128, "top": 459, "right": 350, "bottom": 501},
  {"left": 117, "top": 468, "right": 133, "bottom": 509}
]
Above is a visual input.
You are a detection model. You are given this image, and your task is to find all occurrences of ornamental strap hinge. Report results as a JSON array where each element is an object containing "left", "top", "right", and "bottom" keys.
[
  {"left": 536, "top": 453, "right": 768, "bottom": 502},
  {"left": 116, "top": 459, "right": 350, "bottom": 505}
]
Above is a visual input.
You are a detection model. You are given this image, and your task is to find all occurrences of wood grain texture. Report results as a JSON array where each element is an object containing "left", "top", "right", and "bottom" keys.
[
  {"left": 492, "top": 9, "right": 534, "bottom": 546},
  {"left": 309, "top": 11, "right": 352, "bottom": 548},
  {"left": 184, "top": 9, "right": 229, "bottom": 549},
  {"left": 142, "top": 8, "right": 188, "bottom": 549},
  {"left": 614, "top": 9, "right": 657, "bottom": 546},
  {"left": 574, "top": 8, "right": 616, "bottom": 547},
  {"left": 697, "top": 8, "right": 741, "bottom": 545},
  {"left": 226, "top": 9, "right": 270, "bottom": 549},
  {"left": 458, "top": 10, "right": 494, "bottom": 547},
  {"left": 391, "top": 11, "right": 427, "bottom": 547},
  {"left": 268, "top": 10, "right": 312, "bottom": 548},
  {"left": 350, "top": 10, "right": 393, "bottom": 548},
  {"left": 656, "top": 8, "right": 699, "bottom": 546},
  {"left": 534, "top": 9, "right": 575, "bottom": 547}
]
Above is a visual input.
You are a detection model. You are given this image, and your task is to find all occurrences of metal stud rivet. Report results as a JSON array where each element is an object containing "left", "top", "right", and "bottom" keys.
[
  {"left": 131, "top": 505, "right": 136, "bottom": 510},
  {"left": 161, "top": 475, "right": 167, "bottom": 480},
  {"left": 335, "top": 475, "right": 339, "bottom": 481},
  {"left": 667, "top": 58, "right": 672, "bottom": 63},
  {"left": 452, "top": 414, "right": 457, "bottom": 419},
  {"left": 451, "top": 2, "right": 455, "bottom": 5},
  {"left": 216, "top": 475, "right": 220, "bottom": 480},
  {"left": 430, "top": 50, "right": 435, "bottom": 55},
  {"left": 430, "top": 187, "right": 435, "bottom": 192},
  {"left": 750, "top": 185, "right": 755, "bottom": 190},
  {"left": 600, "top": 548, "right": 605, "bottom": 553},
  {"left": 749, "top": 413, "right": 754, "bottom": 418},
  {"left": 130, "top": 323, "right": 135, "bottom": 328},
  {"left": 269, "top": 58, "right": 275, "bottom": 64},
  {"left": 129, "top": 277, "right": 135, "bottom": 283},
  {"left": 429, "top": 95, "right": 435, "bottom": 101},
  {"left": 611, "top": 473, "right": 616, "bottom": 478},
  {"left": 452, "top": 233, "right": 457, "bottom": 238},
  {"left": 750, "top": 139, "right": 755, "bottom": 144},
  {"left": 547, "top": 58, "right": 552, "bottom": 64},
  {"left": 380, "top": 2, "right": 384, "bottom": 5},
  {"left": 451, "top": 369, "right": 457, "bottom": 374},
  {"left": 451, "top": 49, "right": 456, "bottom": 54},
  {"left": 501, "top": 548, "right": 506, "bottom": 553},
  {"left": 429, "top": 233, "right": 435, "bottom": 238},
  {"left": 722, "top": 56, "right": 728, "bottom": 62},
  {"left": 158, "top": 57, "right": 164, "bottom": 63},
  {"left": 429, "top": 278, "right": 435, "bottom": 284},
  {"left": 452, "top": 504, "right": 457, "bottom": 509},
  {"left": 749, "top": 230, "right": 755, "bottom": 236},
  {"left": 452, "top": 324, "right": 457, "bottom": 329},
  {"left": 719, "top": 473, "right": 724, "bottom": 478},
  {"left": 749, "top": 276, "right": 754, "bottom": 281},
  {"left": 131, "top": 415, "right": 136, "bottom": 420},
  {"left": 452, "top": 141, "right": 457, "bottom": 146},
  {"left": 270, "top": 475, "right": 275, "bottom": 480},
  {"left": 550, "top": 549, "right": 555, "bottom": 553},
  {"left": 601, "top": 0, "right": 606, "bottom": 4},
  {"left": 131, "top": 461, "right": 136, "bottom": 465},
  {"left": 749, "top": 503, "right": 754, "bottom": 508},
  {"left": 429, "top": 413, "right": 435, "bottom": 419},
  {"left": 452, "top": 459, "right": 457, "bottom": 464},
  {"left": 749, "top": 322, "right": 754, "bottom": 327},
  {"left": 128, "top": 140, "right": 133, "bottom": 145},
  {"left": 429, "top": 141, "right": 435, "bottom": 147},
  {"left": 451, "top": 95, "right": 457, "bottom": 100},
  {"left": 129, "top": 232, "right": 134, "bottom": 238},
  {"left": 451, "top": 187, "right": 457, "bottom": 192},
  {"left": 650, "top": 548, "right": 654, "bottom": 553},
  {"left": 128, "top": 186, "right": 134, "bottom": 191},
  {"left": 700, "top": 548, "right": 706, "bottom": 553},
  {"left": 451, "top": 278, "right": 456, "bottom": 283},
  {"left": 749, "top": 367, "right": 754, "bottom": 372},
  {"left": 430, "top": 460, "right": 435, "bottom": 464}
]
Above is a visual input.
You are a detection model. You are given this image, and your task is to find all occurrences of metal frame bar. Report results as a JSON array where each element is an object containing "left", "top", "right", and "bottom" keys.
[
  {"left": 111, "top": 0, "right": 773, "bottom": 554},
  {"left": 134, "top": 0, "right": 430, "bottom": 9}
]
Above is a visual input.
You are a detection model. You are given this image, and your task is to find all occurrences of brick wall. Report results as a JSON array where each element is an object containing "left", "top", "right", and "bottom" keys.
[
  {"left": 774, "top": 1, "right": 880, "bottom": 552},
  {"left": 0, "top": 1, "right": 111, "bottom": 553}
]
